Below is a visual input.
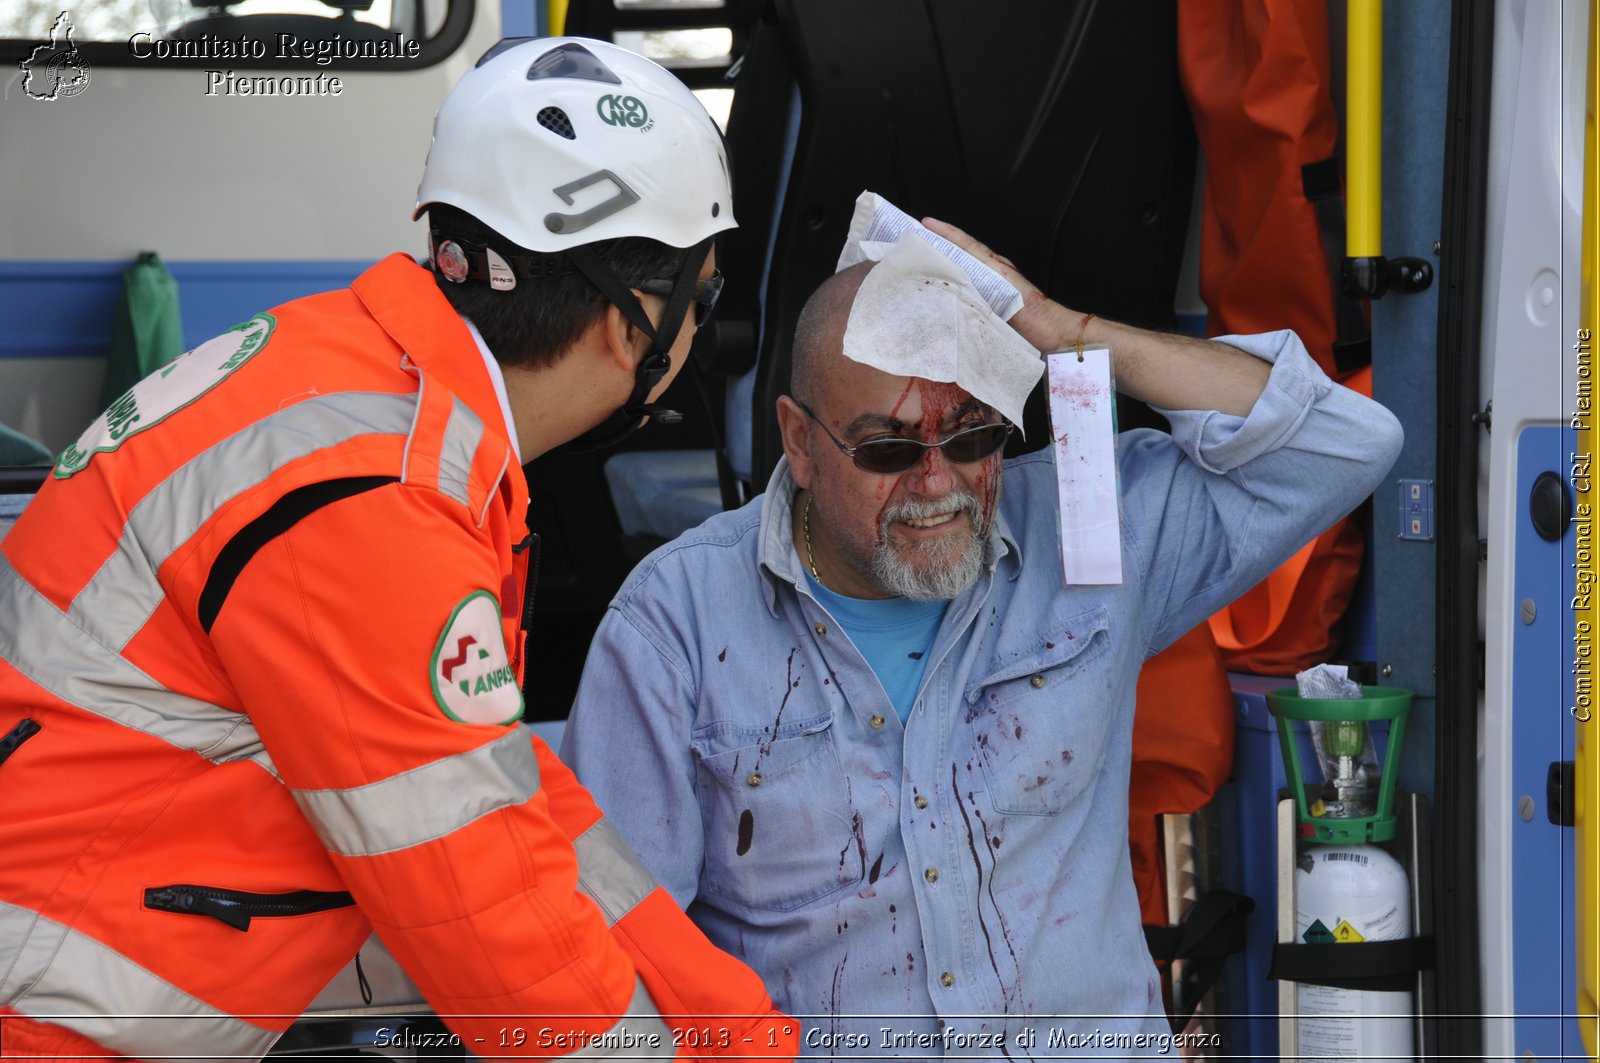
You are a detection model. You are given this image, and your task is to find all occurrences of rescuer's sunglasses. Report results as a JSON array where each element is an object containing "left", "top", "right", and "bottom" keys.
[
  {"left": 637, "top": 269, "right": 724, "bottom": 327},
  {"left": 795, "top": 399, "right": 1014, "bottom": 475}
]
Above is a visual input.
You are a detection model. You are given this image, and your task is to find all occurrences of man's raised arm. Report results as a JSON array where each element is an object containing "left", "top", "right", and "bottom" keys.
[{"left": 924, "top": 217, "right": 1271, "bottom": 416}]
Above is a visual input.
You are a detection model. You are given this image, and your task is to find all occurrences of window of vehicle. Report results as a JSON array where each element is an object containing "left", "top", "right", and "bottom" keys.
[{"left": 613, "top": 27, "right": 733, "bottom": 127}]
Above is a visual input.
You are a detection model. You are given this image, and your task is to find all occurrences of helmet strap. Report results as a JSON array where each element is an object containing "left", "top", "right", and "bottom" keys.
[{"left": 562, "top": 236, "right": 712, "bottom": 453}]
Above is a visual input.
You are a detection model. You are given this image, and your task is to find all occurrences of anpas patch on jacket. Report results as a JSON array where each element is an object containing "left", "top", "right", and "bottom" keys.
[
  {"left": 432, "top": 590, "right": 523, "bottom": 725},
  {"left": 55, "top": 314, "right": 277, "bottom": 479}
]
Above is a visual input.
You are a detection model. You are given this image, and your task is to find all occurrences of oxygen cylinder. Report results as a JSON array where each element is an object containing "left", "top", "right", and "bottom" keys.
[{"left": 1293, "top": 844, "right": 1413, "bottom": 1060}]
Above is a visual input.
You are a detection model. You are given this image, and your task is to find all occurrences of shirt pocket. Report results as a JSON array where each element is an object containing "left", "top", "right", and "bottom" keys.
[
  {"left": 962, "top": 606, "right": 1114, "bottom": 816},
  {"left": 693, "top": 711, "right": 860, "bottom": 913}
]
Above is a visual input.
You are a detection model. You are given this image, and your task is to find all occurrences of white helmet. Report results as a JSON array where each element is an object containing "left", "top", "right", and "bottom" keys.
[{"left": 414, "top": 36, "right": 736, "bottom": 252}]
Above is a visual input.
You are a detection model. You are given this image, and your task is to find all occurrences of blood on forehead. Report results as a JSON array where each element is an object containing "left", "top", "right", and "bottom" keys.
[
  {"left": 888, "top": 380, "right": 916, "bottom": 421},
  {"left": 912, "top": 380, "right": 979, "bottom": 437},
  {"left": 876, "top": 379, "right": 984, "bottom": 438}
]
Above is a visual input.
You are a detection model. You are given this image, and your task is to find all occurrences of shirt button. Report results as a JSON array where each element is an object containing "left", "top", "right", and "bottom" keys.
[
  {"left": 815, "top": 622, "right": 827, "bottom": 636},
  {"left": 924, "top": 867, "right": 939, "bottom": 884},
  {"left": 1030, "top": 674, "right": 1046, "bottom": 689},
  {"left": 869, "top": 714, "right": 886, "bottom": 729},
  {"left": 914, "top": 795, "right": 929, "bottom": 810},
  {"left": 940, "top": 972, "right": 955, "bottom": 988},
  {"left": 746, "top": 772, "right": 763, "bottom": 788}
]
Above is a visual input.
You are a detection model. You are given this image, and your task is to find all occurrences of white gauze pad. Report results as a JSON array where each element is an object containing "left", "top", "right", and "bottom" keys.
[{"left": 841, "top": 231, "right": 1043, "bottom": 430}]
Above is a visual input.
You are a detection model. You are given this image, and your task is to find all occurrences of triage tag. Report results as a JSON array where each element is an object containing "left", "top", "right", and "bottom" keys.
[{"left": 1046, "top": 345, "right": 1123, "bottom": 586}]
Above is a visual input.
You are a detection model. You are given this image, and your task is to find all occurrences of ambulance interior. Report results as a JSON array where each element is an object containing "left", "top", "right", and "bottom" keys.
[{"left": 0, "top": 0, "right": 1590, "bottom": 1058}]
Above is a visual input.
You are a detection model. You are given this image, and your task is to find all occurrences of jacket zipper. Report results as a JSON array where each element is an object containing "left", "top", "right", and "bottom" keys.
[
  {"left": 144, "top": 884, "right": 355, "bottom": 932},
  {"left": 512, "top": 532, "right": 540, "bottom": 683},
  {"left": 0, "top": 718, "right": 41, "bottom": 768},
  {"left": 514, "top": 531, "right": 540, "bottom": 632}
]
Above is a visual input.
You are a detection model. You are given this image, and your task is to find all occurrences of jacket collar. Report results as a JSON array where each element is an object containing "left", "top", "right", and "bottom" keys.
[{"left": 351, "top": 254, "right": 518, "bottom": 459}]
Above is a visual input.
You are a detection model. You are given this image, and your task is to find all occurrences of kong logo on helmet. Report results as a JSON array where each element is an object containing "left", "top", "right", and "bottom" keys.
[{"left": 595, "top": 93, "right": 652, "bottom": 131}]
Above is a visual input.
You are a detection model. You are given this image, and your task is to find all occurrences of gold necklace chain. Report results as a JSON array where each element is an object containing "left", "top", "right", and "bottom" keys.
[{"left": 803, "top": 492, "right": 821, "bottom": 583}]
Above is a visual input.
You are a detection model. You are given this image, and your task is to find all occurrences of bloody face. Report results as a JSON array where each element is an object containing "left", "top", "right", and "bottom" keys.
[{"left": 802, "top": 363, "right": 1003, "bottom": 601}]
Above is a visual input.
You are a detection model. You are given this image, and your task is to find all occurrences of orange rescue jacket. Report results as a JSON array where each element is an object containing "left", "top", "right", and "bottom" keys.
[{"left": 0, "top": 254, "right": 798, "bottom": 1062}]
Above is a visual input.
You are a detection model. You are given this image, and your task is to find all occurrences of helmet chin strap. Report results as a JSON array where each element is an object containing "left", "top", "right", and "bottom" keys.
[{"left": 562, "top": 237, "right": 712, "bottom": 453}]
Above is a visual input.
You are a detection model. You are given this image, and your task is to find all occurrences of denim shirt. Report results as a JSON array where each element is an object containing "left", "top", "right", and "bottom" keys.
[{"left": 563, "top": 331, "right": 1403, "bottom": 1058}]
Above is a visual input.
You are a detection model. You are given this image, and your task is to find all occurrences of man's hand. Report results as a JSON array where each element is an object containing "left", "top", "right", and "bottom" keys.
[
  {"left": 922, "top": 217, "right": 1081, "bottom": 353},
  {"left": 923, "top": 216, "right": 1271, "bottom": 418}
]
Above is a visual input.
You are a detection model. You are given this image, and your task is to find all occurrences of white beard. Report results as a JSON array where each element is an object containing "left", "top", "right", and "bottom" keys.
[{"left": 870, "top": 490, "right": 987, "bottom": 601}]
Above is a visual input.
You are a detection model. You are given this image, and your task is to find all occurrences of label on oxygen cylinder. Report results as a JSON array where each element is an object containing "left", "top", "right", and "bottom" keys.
[{"left": 1293, "top": 844, "right": 1413, "bottom": 1061}]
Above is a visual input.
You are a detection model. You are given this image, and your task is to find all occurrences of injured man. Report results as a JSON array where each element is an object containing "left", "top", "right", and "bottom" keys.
[{"left": 563, "top": 201, "right": 1402, "bottom": 1056}]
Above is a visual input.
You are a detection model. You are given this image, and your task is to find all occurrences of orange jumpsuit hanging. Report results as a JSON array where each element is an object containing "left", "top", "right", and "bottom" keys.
[
  {"left": 1179, "top": 0, "right": 1370, "bottom": 675},
  {"left": 0, "top": 253, "right": 797, "bottom": 1062}
]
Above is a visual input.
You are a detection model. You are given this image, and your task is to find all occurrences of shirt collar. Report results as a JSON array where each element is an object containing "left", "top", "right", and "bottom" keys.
[
  {"left": 754, "top": 456, "right": 1021, "bottom": 617},
  {"left": 460, "top": 316, "right": 520, "bottom": 464}
]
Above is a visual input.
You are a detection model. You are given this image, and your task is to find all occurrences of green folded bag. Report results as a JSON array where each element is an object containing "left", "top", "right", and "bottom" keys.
[{"left": 102, "top": 251, "right": 184, "bottom": 407}]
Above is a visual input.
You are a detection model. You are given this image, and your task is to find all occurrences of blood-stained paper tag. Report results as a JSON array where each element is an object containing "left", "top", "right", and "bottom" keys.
[{"left": 1046, "top": 346, "right": 1123, "bottom": 586}]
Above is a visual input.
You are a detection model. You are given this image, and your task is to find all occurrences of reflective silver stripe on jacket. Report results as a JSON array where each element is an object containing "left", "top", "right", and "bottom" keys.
[
  {"left": 0, "top": 900, "right": 281, "bottom": 1062},
  {"left": 292, "top": 728, "right": 539, "bottom": 857},
  {"left": 0, "top": 556, "right": 273, "bottom": 771},
  {"left": 306, "top": 934, "right": 423, "bottom": 1012},
  {"left": 478, "top": 445, "right": 512, "bottom": 528},
  {"left": 573, "top": 817, "right": 658, "bottom": 926},
  {"left": 5, "top": 389, "right": 496, "bottom": 774},
  {"left": 557, "top": 977, "right": 675, "bottom": 1060},
  {"left": 399, "top": 357, "right": 426, "bottom": 484},
  {"left": 437, "top": 397, "right": 485, "bottom": 505},
  {"left": 71, "top": 391, "right": 419, "bottom": 653}
]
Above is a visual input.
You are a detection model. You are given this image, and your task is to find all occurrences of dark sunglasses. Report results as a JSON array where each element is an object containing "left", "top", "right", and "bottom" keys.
[
  {"left": 637, "top": 268, "right": 724, "bottom": 327},
  {"left": 795, "top": 399, "right": 1013, "bottom": 475}
]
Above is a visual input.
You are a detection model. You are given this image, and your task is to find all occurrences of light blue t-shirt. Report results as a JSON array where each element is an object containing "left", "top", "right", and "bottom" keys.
[{"left": 804, "top": 572, "right": 945, "bottom": 722}]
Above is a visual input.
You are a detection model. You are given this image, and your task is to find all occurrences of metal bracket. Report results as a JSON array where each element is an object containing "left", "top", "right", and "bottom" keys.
[
  {"left": 543, "top": 169, "right": 641, "bottom": 235},
  {"left": 1546, "top": 761, "right": 1575, "bottom": 827},
  {"left": 1341, "top": 255, "right": 1435, "bottom": 299}
]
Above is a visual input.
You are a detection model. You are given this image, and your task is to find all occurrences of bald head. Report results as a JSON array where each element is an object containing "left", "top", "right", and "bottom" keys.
[{"left": 790, "top": 261, "right": 873, "bottom": 406}]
